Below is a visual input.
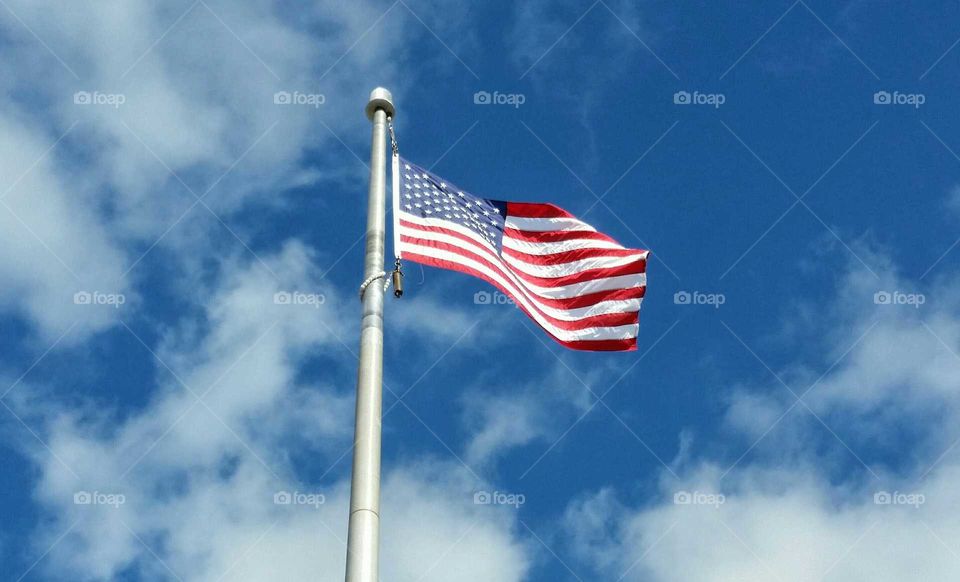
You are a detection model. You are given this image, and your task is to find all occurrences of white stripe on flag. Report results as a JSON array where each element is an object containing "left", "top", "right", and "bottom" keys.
[
  {"left": 501, "top": 235, "right": 624, "bottom": 255},
  {"left": 504, "top": 215, "right": 597, "bottom": 232}
]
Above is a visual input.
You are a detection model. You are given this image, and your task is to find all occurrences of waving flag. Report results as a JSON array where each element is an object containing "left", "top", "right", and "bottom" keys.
[{"left": 395, "top": 157, "right": 647, "bottom": 351}]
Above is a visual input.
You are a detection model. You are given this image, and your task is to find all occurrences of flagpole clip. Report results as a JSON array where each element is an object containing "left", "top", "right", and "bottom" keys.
[{"left": 388, "top": 116, "right": 398, "bottom": 156}]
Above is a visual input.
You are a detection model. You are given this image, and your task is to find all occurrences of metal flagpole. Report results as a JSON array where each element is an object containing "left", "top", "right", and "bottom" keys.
[{"left": 345, "top": 87, "right": 395, "bottom": 582}]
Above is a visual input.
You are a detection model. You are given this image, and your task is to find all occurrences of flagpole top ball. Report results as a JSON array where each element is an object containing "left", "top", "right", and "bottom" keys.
[{"left": 365, "top": 87, "right": 395, "bottom": 121}]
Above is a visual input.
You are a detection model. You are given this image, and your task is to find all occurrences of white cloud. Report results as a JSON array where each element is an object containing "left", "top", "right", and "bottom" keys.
[
  {"left": 389, "top": 292, "right": 484, "bottom": 345},
  {"left": 0, "top": 0, "right": 420, "bottom": 340},
  {"left": 561, "top": 254, "right": 960, "bottom": 581},
  {"left": 13, "top": 243, "right": 530, "bottom": 581},
  {"left": 0, "top": 114, "right": 131, "bottom": 342},
  {"left": 461, "top": 360, "right": 608, "bottom": 468},
  {"left": 386, "top": 283, "right": 521, "bottom": 350},
  {"left": 0, "top": 0, "right": 405, "bottom": 211},
  {"left": 947, "top": 184, "right": 960, "bottom": 219},
  {"left": 568, "top": 464, "right": 960, "bottom": 581},
  {"left": 463, "top": 391, "right": 544, "bottom": 468}
]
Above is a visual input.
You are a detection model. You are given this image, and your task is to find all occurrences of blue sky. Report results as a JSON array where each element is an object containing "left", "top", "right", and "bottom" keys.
[{"left": 2, "top": 1, "right": 960, "bottom": 580}]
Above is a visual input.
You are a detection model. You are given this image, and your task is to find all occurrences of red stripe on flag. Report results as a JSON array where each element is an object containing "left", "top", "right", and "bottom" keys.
[
  {"left": 551, "top": 286, "right": 645, "bottom": 309},
  {"left": 503, "top": 227, "right": 620, "bottom": 245},
  {"left": 505, "top": 202, "right": 574, "bottom": 219},
  {"left": 556, "top": 337, "right": 638, "bottom": 352}
]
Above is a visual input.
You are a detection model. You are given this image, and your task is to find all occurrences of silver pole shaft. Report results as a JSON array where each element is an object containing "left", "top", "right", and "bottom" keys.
[{"left": 345, "top": 87, "right": 395, "bottom": 582}]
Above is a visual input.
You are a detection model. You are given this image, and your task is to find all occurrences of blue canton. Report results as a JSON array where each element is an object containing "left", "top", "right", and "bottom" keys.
[{"left": 399, "top": 157, "right": 507, "bottom": 253}]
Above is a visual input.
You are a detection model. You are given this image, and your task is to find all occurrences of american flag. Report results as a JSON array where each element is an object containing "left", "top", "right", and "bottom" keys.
[{"left": 395, "top": 157, "right": 648, "bottom": 352}]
